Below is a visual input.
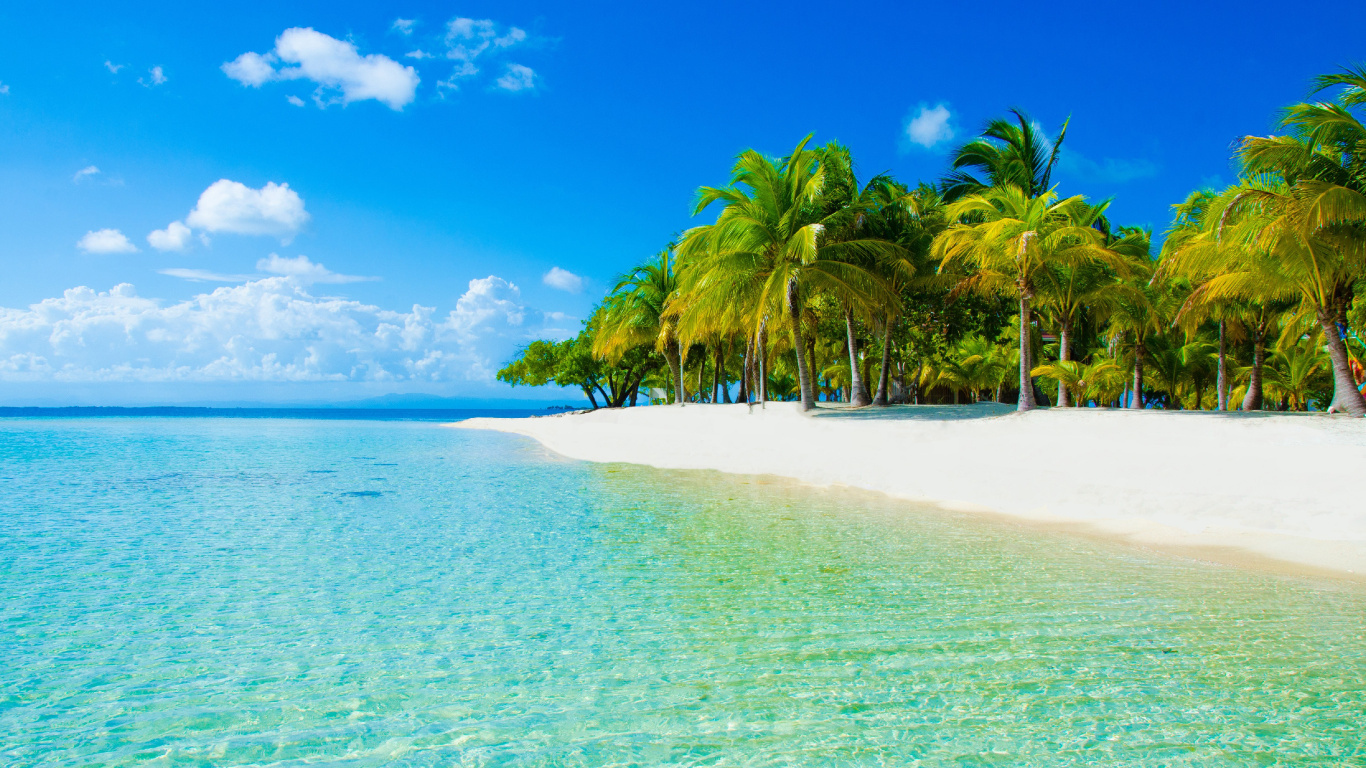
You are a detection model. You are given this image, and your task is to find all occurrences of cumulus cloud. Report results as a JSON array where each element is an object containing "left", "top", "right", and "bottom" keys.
[
  {"left": 392, "top": 18, "right": 416, "bottom": 35},
  {"left": 104, "top": 60, "right": 124, "bottom": 74},
  {"left": 542, "top": 266, "right": 582, "bottom": 292},
  {"left": 73, "top": 165, "right": 101, "bottom": 183},
  {"left": 286, "top": 94, "right": 306, "bottom": 107},
  {"left": 495, "top": 64, "right": 535, "bottom": 92},
  {"left": 405, "top": 50, "right": 435, "bottom": 60},
  {"left": 185, "top": 179, "right": 309, "bottom": 240},
  {"left": 222, "top": 27, "right": 419, "bottom": 110},
  {"left": 0, "top": 82, "right": 9, "bottom": 95},
  {"left": 147, "top": 220, "right": 193, "bottom": 251},
  {"left": 256, "top": 254, "right": 375, "bottom": 284},
  {"left": 139, "top": 66, "right": 167, "bottom": 87},
  {"left": 77, "top": 229, "right": 138, "bottom": 254},
  {"left": 0, "top": 275, "right": 565, "bottom": 384},
  {"left": 905, "top": 103, "right": 955, "bottom": 149}
]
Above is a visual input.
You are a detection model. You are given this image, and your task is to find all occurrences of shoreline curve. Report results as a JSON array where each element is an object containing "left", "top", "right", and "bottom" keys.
[{"left": 451, "top": 402, "right": 1366, "bottom": 581}]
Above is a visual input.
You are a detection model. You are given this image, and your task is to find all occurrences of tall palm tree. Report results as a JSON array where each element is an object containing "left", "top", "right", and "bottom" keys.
[
  {"left": 594, "top": 249, "right": 683, "bottom": 404},
  {"left": 678, "top": 135, "right": 900, "bottom": 410},
  {"left": 933, "top": 186, "right": 1130, "bottom": 411}
]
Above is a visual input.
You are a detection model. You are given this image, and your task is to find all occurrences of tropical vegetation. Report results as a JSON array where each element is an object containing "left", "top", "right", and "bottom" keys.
[{"left": 502, "top": 66, "right": 1366, "bottom": 415}]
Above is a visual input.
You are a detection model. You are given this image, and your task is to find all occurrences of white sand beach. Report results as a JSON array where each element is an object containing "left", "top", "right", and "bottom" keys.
[{"left": 456, "top": 403, "right": 1366, "bottom": 578}]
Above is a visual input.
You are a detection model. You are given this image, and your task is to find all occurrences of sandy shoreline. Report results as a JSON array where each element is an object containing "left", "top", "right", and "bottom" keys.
[{"left": 454, "top": 403, "right": 1366, "bottom": 580}]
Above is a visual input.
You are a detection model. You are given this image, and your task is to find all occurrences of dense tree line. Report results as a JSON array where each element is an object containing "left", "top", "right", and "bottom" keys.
[{"left": 501, "top": 66, "right": 1366, "bottom": 415}]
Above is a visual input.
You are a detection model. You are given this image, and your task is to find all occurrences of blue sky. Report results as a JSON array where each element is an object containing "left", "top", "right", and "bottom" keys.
[{"left": 0, "top": 0, "right": 1358, "bottom": 404}]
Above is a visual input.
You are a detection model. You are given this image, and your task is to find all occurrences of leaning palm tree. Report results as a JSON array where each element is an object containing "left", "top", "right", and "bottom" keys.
[
  {"left": 594, "top": 248, "right": 683, "bottom": 403},
  {"left": 1185, "top": 177, "right": 1366, "bottom": 415},
  {"left": 1232, "top": 67, "right": 1366, "bottom": 415},
  {"left": 933, "top": 186, "right": 1131, "bottom": 411},
  {"left": 678, "top": 135, "right": 901, "bottom": 410}
]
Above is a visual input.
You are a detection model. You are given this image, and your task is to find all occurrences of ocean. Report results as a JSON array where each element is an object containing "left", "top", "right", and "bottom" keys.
[{"left": 2, "top": 415, "right": 1363, "bottom": 765}]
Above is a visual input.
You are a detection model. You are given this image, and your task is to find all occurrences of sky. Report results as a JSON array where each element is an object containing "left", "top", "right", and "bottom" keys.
[{"left": 0, "top": 0, "right": 1359, "bottom": 405}]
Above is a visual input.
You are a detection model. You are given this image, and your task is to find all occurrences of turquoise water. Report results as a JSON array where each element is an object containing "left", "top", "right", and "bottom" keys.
[{"left": 2, "top": 418, "right": 1364, "bottom": 766}]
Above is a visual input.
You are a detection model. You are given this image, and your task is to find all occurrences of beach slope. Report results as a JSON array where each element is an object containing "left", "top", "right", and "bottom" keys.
[{"left": 456, "top": 403, "right": 1366, "bottom": 577}]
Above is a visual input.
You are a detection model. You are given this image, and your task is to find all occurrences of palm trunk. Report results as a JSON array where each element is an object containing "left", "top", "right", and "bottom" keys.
[
  {"left": 1216, "top": 319, "right": 1228, "bottom": 411},
  {"left": 1056, "top": 323, "right": 1072, "bottom": 407},
  {"left": 720, "top": 340, "right": 732, "bottom": 404},
  {"left": 1129, "top": 341, "right": 1144, "bottom": 409},
  {"left": 808, "top": 335, "right": 820, "bottom": 403},
  {"left": 667, "top": 339, "right": 683, "bottom": 405},
  {"left": 696, "top": 347, "right": 705, "bottom": 403},
  {"left": 873, "top": 319, "right": 893, "bottom": 406},
  {"left": 1319, "top": 311, "right": 1366, "bottom": 415},
  {"left": 758, "top": 322, "right": 769, "bottom": 405},
  {"left": 1017, "top": 294, "right": 1037, "bottom": 411},
  {"left": 789, "top": 279, "right": 815, "bottom": 411},
  {"left": 910, "top": 361, "right": 923, "bottom": 404},
  {"left": 1243, "top": 326, "right": 1264, "bottom": 411},
  {"left": 844, "top": 308, "right": 871, "bottom": 406},
  {"left": 739, "top": 334, "right": 753, "bottom": 404}
]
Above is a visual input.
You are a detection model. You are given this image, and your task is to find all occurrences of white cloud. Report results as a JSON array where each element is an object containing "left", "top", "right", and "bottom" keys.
[
  {"left": 77, "top": 229, "right": 138, "bottom": 254},
  {"left": 905, "top": 103, "right": 955, "bottom": 149},
  {"left": 223, "top": 28, "right": 419, "bottom": 110},
  {"left": 542, "top": 266, "right": 582, "bottom": 293},
  {"left": 222, "top": 51, "right": 276, "bottom": 87},
  {"left": 256, "top": 254, "right": 375, "bottom": 284},
  {"left": 147, "top": 221, "right": 193, "bottom": 251},
  {"left": 185, "top": 179, "right": 309, "bottom": 241},
  {"left": 286, "top": 94, "right": 306, "bottom": 107},
  {"left": 139, "top": 66, "right": 167, "bottom": 87},
  {"left": 104, "top": 60, "right": 124, "bottom": 74},
  {"left": 405, "top": 50, "right": 435, "bottom": 60},
  {"left": 1057, "top": 151, "right": 1160, "bottom": 184},
  {"left": 0, "top": 82, "right": 9, "bottom": 95},
  {"left": 73, "top": 166, "right": 101, "bottom": 183},
  {"left": 159, "top": 268, "right": 252, "bottom": 283},
  {"left": 392, "top": 18, "right": 416, "bottom": 35},
  {"left": 440, "top": 16, "right": 527, "bottom": 86},
  {"left": 0, "top": 275, "right": 565, "bottom": 384},
  {"left": 496, "top": 64, "right": 535, "bottom": 92}
]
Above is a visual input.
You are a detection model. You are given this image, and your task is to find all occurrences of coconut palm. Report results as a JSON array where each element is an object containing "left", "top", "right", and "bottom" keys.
[
  {"left": 1264, "top": 337, "right": 1331, "bottom": 411},
  {"left": 1182, "top": 178, "right": 1366, "bottom": 415},
  {"left": 678, "top": 135, "right": 901, "bottom": 410},
  {"left": 1232, "top": 68, "right": 1366, "bottom": 414},
  {"left": 1032, "top": 358, "right": 1124, "bottom": 407},
  {"left": 943, "top": 109, "right": 1069, "bottom": 201},
  {"left": 594, "top": 248, "right": 683, "bottom": 404},
  {"left": 933, "top": 186, "right": 1131, "bottom": 411}
]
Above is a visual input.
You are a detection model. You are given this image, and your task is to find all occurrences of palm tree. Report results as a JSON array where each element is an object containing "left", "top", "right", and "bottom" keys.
[
  {"left": 1032, "top": 358, "right": 1123, "bottom": 407},
  {"left": 943, "top": 109, "right": 1069, "bottom": 201},
  {"left": 1232, "top": 68, "right": 1366, "bottom": 415},
  {"left": 933, "top": 186, "right": 1131, "bottom": 411},
  {"left": 678, "top": 135, "right": 900, "bottom": 411},
  {"left": 594, "top": 249, "right": 683, "bottom": 404},
  {"left": 1264, "top": 337, "right": 1330, "bottom": 411},
  {"left": 1184, "top": 178, "right": 1366, "bottom": 415}
]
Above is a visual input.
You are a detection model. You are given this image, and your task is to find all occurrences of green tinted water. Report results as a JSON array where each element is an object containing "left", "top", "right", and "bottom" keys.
[{"left": 1, "top": 418, "right": 1363, "bottom": 765}]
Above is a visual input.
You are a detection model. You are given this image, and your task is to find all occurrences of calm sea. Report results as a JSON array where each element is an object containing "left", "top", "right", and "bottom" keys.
[{"left": 2, "top": 416, "right": 1363, "bottom": 766}]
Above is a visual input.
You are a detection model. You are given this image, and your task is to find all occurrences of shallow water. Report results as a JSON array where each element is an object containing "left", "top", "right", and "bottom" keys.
[{"left": 2, "top": 418, "right": 1364, "bottom": 766}]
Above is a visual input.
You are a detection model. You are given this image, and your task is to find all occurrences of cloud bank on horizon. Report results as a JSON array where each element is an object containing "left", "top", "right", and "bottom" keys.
[{"left": 0, "top": 274, "right": 573, "bottom": 385}]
